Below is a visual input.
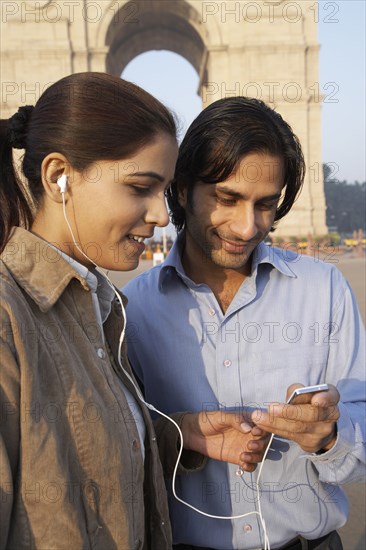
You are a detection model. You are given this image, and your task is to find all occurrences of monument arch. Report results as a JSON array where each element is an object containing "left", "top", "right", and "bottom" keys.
[{"left": 100, "top": 0, "right": 207, "bottom": 86}]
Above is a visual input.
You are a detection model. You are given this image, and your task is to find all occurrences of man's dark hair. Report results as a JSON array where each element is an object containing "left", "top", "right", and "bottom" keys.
[{"left": 167, "top": 96, "right": 305, "bottom": 232}]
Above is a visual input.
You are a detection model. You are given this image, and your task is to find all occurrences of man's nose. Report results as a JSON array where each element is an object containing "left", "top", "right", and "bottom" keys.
[{"left": 229, "top": 206, "right": 258, "bottom": 241}]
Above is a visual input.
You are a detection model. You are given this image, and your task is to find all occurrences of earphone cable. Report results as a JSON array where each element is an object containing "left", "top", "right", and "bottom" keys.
[{"left": 61, "top": 191, "right": 273, "bottom": 548}]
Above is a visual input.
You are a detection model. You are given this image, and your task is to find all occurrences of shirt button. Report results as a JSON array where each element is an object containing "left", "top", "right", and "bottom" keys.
[
  {"left": 208, "top": 308, "right": 216, "bottom": 316},
  {"left": 132, "top": 439, "right": 140, "bottom": 451},
  {"left": 243, "top": 524, "right": 252, "bottom": 533},
  {"left": 97, "top": 348, "right": 105, "bottom": 359},
  {"left": 223, "top": 359, "right": 232, "bottom": 367}
]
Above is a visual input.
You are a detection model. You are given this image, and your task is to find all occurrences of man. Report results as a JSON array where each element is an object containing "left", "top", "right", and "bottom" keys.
[{"left": 123, "top": 97, "right": 365, "bottom": 550}]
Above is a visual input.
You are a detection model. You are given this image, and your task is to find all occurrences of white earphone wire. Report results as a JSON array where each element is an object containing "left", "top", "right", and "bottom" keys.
[{"left": 60, "top": 188, "right": 273, "bottom": 549}]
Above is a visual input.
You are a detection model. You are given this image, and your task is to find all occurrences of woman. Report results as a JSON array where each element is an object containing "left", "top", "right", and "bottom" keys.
[
  {"left": 0, "top": 73, "right": 268, "bottom": 549},
  {"left": 0, "top": 72, "right": 180, "bottom": 549}
]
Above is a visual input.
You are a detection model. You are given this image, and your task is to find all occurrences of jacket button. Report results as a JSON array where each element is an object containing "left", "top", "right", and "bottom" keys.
[{"left": 132, "top": 439, "right": 140, "bottom": 451}]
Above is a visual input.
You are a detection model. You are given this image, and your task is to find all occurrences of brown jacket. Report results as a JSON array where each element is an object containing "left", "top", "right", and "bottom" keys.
[{"left": 0, "top": 228, "right": 193, "bottom": 549}]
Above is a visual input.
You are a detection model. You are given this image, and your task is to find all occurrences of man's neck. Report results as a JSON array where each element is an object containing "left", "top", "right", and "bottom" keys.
[{"left": 180, "top": 234, "right": 253, "bottom": 314}]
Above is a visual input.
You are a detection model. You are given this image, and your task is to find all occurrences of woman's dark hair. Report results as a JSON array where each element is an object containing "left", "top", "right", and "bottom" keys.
[
  {"left": 0, "top": 72, "right": 177, "bottom": 253},
  {"left": 167, "top": 96, "right": 305, "bottom": 232}
]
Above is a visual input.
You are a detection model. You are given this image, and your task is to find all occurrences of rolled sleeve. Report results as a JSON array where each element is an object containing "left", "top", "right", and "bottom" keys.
[
  {"left": 307, "top": 401, "right": 366, "bottom": 483},
  {"left": 154, "top": 412, "right": 207, "bottom": 477}
]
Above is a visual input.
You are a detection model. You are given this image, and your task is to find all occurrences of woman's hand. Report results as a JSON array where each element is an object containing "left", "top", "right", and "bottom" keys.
[{"left": 181, "top": 410, "right": 271, "bottom": 473}]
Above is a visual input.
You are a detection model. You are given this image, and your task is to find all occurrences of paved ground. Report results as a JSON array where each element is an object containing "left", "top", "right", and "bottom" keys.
[
  {"left": 329, "top": 254, "right": 365, "bottom": 550},
  {"left": 109, "top": 251, "right": 366, "bottom": 549}
]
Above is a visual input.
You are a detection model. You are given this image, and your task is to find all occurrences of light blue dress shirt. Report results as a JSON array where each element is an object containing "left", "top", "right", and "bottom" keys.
[{"left": 123, "top": 236, "right": 365, "bottom": 549}]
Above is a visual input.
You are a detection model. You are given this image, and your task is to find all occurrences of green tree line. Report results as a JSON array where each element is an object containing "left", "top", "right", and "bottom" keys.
[{"left": 323, "top": 164, "right": 366, "bottom": 234}]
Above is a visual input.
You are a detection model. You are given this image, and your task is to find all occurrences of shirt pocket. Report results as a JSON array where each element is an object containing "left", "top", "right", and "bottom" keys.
[{"left": 249, "top": 344, "right": 329, "bottom": 406}]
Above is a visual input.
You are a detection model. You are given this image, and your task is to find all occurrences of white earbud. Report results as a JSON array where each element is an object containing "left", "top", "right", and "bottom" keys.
[{"left": 57, "top": 174, "right": 68, "bottom": 194}]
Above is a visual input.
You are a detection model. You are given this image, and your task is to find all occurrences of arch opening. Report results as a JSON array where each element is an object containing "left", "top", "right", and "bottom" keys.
[
  {"left": 122, "top": 50, "right": 202, "bottom": 139},
  {"left": 106, "top": 0, "right": 207, "bottom": 88}
]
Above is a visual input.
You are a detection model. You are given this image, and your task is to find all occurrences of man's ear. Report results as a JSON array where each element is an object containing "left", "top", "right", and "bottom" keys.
[
  {"left": 41, "top": 153, "right": 71, "bottom": 202},
  {"left": 177, "top": 182, "right": 188, "bottom": 208}
]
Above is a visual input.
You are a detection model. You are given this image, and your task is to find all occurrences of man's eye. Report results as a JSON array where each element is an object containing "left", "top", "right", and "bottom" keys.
[
  {"left": 257, "top": 202, "right": 277, "bottom": 211},
  {"left": 217, "top": 196, "right": 236, "bottom": 206}
]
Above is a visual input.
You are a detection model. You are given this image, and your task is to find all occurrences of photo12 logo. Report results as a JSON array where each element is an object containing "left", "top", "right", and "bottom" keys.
[
  {"left": 201, "top": 2, "right": 340, "bottom": 25},
  {"left": 202, "top": 81, "right": 339, "bottom": 104},
  {"left": 1, "top": 1, "right": 140, "bottom": 24}
]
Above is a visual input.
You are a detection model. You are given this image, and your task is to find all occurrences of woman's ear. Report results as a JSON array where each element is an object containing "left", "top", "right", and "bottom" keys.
[{"left": 41, "top": 153, "right": 70, "bottom": 202}]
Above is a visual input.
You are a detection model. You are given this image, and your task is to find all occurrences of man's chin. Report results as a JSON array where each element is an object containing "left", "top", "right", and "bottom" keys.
[{"left": 211, "top": 248, "right": 254, "bottom": 270}]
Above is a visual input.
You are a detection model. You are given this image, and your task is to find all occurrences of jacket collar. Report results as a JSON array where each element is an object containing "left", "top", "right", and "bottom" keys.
[{"left": 1, "top": 227, "right": 90, "bottom": 312}]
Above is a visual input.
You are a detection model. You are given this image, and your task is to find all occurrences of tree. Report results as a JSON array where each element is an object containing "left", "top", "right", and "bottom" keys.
[{"left": 323, "top": 165, "right": 366, "bottom": 234}]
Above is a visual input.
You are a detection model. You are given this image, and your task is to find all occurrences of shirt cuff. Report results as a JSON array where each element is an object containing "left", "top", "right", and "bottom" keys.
[{"left": 306, "top": 402, "right": 355, "bottom": 462}]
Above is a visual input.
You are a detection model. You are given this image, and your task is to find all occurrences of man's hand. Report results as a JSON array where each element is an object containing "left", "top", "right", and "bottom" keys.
[
  {"left": 181, "top": 410, "right": 271, "bottom": 473},
  {"left": 250, "top": 384, "right": 340, "bottom": 453}
]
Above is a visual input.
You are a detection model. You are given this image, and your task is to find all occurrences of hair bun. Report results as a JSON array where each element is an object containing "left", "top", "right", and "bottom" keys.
[{"left": 9, "top": 105, "right": 34, "bottom": 149}]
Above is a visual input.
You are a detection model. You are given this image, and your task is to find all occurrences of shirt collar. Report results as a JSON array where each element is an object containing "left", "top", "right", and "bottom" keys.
[
  {"left": 1, "top": 227, "right": 90, "bottom": 312},
  {"left": 252, "top": 240, "right": 297, "bottom": 278},
  {"left": 158, "top": 232, "right": 189, "bottom": 290},
  {"left": 158, "top": 232, "right": 296, "bottom": 290}
]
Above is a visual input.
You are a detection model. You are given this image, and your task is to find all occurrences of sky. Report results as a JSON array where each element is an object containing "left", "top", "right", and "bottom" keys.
[{"left": 123, "top": 0, "right": 366, "bottom": 185}]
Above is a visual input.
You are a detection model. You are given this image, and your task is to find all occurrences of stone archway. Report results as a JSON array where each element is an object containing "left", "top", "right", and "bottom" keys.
[
  {"left": 104, "top": 0, "right": 207, "bottom": 88},
  {"left": 0, "top": 0, "right": 327, "bottom": 237}
]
